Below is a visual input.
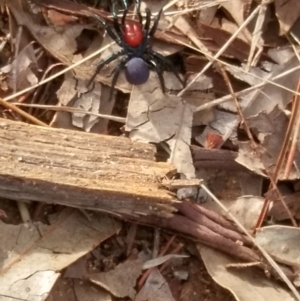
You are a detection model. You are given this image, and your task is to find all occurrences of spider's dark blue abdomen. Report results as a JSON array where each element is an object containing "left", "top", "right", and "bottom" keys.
[{"left": 125, "top": 57, "right": 150, "bottom": 85}]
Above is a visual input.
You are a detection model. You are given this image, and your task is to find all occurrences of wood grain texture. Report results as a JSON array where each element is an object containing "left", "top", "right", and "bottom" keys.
[{"left": 0, "top": 118, "right": 178, "bottom": 217}]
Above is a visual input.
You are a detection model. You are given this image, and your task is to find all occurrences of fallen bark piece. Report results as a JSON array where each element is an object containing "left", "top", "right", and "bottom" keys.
[{"left": 0, "top": 118, "right": 177, "bottom": 217}]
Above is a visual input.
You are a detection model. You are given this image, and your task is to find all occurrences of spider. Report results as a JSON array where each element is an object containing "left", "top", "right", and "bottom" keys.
[{"left": 87, "top": 0, "right": 184, "bottom": 99}]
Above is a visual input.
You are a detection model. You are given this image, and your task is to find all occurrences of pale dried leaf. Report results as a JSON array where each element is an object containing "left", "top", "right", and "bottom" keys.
[
  {"left": 185, "top": 72, "right": 213, "bottom": 91},
  {"left": 228, "top": 196, "right": 264, "bottom": 230},
  {"left": 72, "top": 81, "right": 102, "bottom": 132},
  {"left": 235, "top": 141, "right": 266, "bottom": 177},
  {"left": 248, "top": 106, "right": 287, "bottom": 162},
  {"left": 0, "top": 209, "right": 120, "bottom": 301},
  {"left": 192, "top": 97, "right": 215, "bottom": 126},
  {"left": 89, "top": 258, "right": 143, "bottom": 299},
  {"left": 255, "top": 226, "right": 300, "bottom": 268},
  {"left": 143, "top": 254, "right": 189, "bottom": 270},
  {"left": 126, "top": 73, "right": 194, "bottom": 179},
  {"left": 56, "top": 73, "right": 77, "bottom": 106},
  {"left": 184, "top": 75, "right": 215, "bottom": 126},
  {"left": 8, "top": 44, "right": 38, "bottom": 91},
  {"left": 198, "top": 245, "right": 295, "bottom": 301},
  {"left": 167, "top": 102, "right": 195, "bottom": 179}
]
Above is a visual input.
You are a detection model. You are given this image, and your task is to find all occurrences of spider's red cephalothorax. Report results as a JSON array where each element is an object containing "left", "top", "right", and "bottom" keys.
[
  {"left": 124, "top": 21, "right": 143, "bottom": 47},
  {"left": 88, "top": 0, "right": 184, "bottom": 100}
]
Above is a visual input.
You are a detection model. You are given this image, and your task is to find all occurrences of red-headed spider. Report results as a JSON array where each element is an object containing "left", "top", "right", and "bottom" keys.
[{"left": 87, "top": 0, "right": 184, "bottom": 99}]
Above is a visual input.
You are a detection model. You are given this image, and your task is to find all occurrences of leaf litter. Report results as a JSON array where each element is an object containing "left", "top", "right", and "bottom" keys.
[
  {"left": 2, "top": 0, "right": 300, "bottom": 300},
  {"left": 0, "top": 209, "right": 121, "bottom": 301}
]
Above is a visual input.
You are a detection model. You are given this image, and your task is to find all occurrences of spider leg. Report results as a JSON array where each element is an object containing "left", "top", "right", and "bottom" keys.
[
  {"left": 111, "top": 1, "right": 124, "bottom": 38},
  {"left": 109, "top": 56, "right": 130, "bottom": 101},
  {"left": 87, "top": 50, "right": 125, "bottom": 88},
  {"left": 134, "top": 0, "right": 143, "bottom": 25},
  {"left": 121, "top": 0, "right": 142, "bottom": 26},
  {"left": 146, "top": 59, "right": 166, "bottom": 94},
  {"left": 119, "top": 0, "right": 130, "bottom": 34},
  {"left": 144, "top": 8, "right": 151, "bottom": 34},
  {"left": 93, "top": 15, "right": 122, "bottom": 46},
  {"left": 147, "top": 6, "right": 163, "bottom": 40},
  {"left": 149, "top": 50, "right": 185, "bottom": 88},
  {"left": 120, "top": 0, "right": 128, "bottom": 10}
]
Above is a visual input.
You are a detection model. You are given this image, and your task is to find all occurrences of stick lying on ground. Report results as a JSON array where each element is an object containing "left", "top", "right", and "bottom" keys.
[{"left": 0, "top": 118, "right": 177, "bottom": 217}]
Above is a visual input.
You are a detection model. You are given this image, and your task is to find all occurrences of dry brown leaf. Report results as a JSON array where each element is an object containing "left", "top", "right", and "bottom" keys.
[
  {"left": 89, "top": 258, "right": 144, "bottom": 299},
  {"left": 180, "top": 258, "right": 234, "bottom": 301},
  {"left": 238, "top": 173, "right": 263, "bottom": 195},
  {"left": 63, "top": 255, "right": 89, "bottom": 279},
  {"left": 269, "top": 191, "right": 300, "bottom": 221},
  {"left": 275, "top": 0, "right": 300, "bottom": 34},
  {"left": 47, "top": 278, "right": 112, "bottom": 301},
  {"left": 198, "top": 23, "right": 251, "bottom": 61},
  {"left": 220, "top": 0, "right": 253, "bottom": 42}
]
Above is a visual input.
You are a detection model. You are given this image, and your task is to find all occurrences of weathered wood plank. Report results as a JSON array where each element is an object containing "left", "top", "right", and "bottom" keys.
[{"left": 0, "top": 118, "right": 178, "bottom": 217}]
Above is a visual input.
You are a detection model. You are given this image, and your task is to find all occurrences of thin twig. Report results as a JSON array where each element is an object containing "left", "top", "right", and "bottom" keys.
[
  {"left": 0, "top": 98, "right": 48, "bottom": 126},
  {"left": 10, "top": 103, "right": 126, "bottom": 123},
  {"left": 284, "top": 80, "right": 300, "bottom": 178}
]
